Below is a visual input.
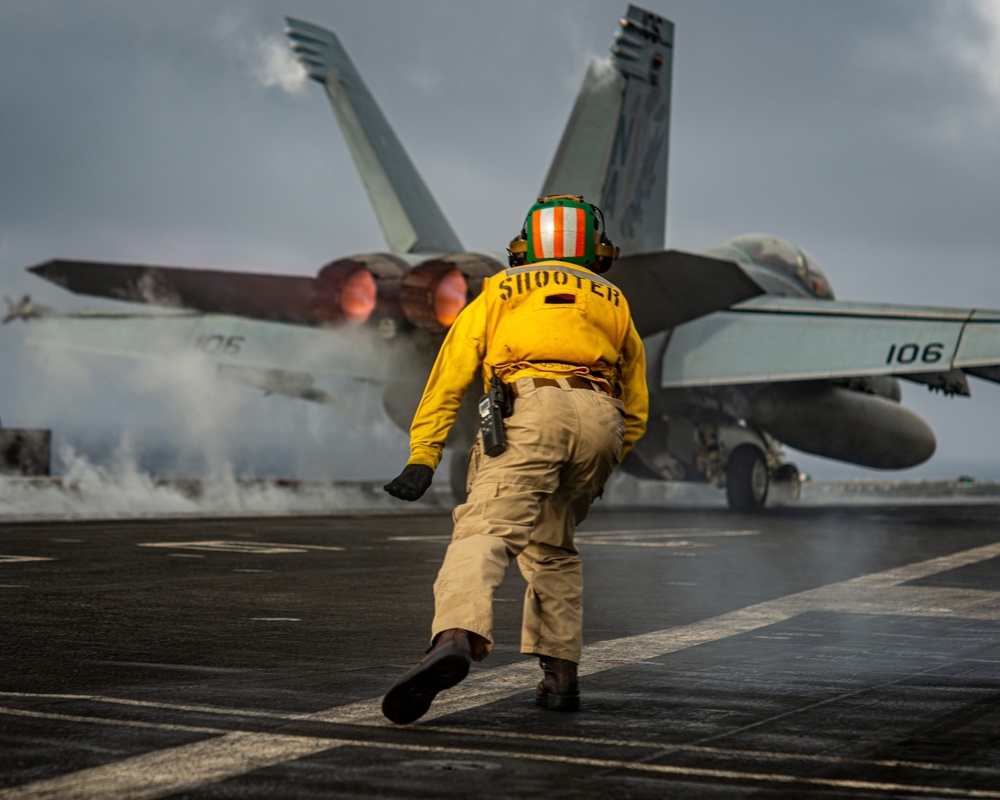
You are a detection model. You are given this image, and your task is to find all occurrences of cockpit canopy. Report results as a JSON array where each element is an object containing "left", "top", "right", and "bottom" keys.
[{"left": 707, "top": 234, "right": 834, "bottom": 299}]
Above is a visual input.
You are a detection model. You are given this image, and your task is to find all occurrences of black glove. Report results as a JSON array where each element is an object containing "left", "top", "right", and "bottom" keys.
[{"left": 384, "top": 464, "right": 434, "bottom": 501}]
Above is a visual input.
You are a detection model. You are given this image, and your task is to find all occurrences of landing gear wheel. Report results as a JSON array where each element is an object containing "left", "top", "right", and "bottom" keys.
[
  {"left": 726, "top": 445, "right": 768, "bottom": 511},
  {"left": 772, "top": 462, "right": 801, "bottom": 503}
]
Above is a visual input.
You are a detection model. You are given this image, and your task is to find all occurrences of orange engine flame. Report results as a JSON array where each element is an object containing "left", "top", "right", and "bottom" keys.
[
  {"left": 341, "top": 269, "right": 377, "bottom": 323},
  {"left": 434, "top": 270, "right": 468, "bottom": 327}
]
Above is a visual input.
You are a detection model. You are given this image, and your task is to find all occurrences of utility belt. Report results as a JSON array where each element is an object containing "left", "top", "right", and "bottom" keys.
[
  {"left": 509, "top": 376, "right": 603, "bottom": 396},
  {"left": 479, "top": 373, "right": 606, "bottom": 458}
]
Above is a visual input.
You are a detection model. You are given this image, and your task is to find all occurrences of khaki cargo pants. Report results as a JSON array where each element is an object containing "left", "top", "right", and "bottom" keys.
[{"left": 431, "top": 377, "right": 626, "bottom": 663}]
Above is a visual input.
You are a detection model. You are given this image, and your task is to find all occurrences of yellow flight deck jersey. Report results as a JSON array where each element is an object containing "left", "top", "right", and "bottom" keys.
[{"left": 407, "top": 259, "right": 649, "bottom": 470}]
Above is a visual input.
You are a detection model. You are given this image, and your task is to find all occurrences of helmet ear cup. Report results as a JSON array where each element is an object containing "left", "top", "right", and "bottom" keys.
[
  {"left": 507, "top": 227, "right": 527, "bottom": 267},
  {"left": 594, "top": 235, "right": 615, "bottom": 273},
  {"left": 591, "top": 206, "right": 619, "bottom": 272}
]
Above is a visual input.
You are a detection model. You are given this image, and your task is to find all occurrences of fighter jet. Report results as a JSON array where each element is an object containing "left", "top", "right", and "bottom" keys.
[{"left": 20, "top": 5, "right": 1000, "bottom": 510}]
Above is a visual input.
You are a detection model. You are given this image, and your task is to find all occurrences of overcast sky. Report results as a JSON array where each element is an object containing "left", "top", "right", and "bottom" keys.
[{"left": 2, "top": 0, "right": 1000, "bottom": 481}]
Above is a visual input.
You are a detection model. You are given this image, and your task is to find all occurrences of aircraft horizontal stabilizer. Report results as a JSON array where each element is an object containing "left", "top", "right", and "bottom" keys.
[
  {"left": 29, "top": 259, "right": 318, "bottom": 325},
  {"left": 660, "top": 295, "right": 1000, "bottom": 391},
  {"left": 609, "top": 249, "right": 765, "bottom": 336}
]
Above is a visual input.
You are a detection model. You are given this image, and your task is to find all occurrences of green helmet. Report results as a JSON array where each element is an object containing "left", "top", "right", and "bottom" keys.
[{"left": 508, "top": 194, "right": 619, "bottom": 272}]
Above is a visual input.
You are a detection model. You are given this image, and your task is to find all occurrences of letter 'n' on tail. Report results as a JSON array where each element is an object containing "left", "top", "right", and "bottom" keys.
[
  {"left": 540, "top": 5, "right": 673, "bottom": 256},
  {"left": 284, "top": 17, "right": 463, "bottom": 255}
]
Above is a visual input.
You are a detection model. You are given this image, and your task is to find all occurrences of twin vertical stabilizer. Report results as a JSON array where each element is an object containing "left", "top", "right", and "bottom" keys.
[{"left": 286, "top": 6, "right": 672, "bottom": 258}]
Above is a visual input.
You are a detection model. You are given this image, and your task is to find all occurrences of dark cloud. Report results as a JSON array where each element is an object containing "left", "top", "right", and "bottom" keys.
[{"left": 2, "top": 0, "right": 999, "bottom": 481}]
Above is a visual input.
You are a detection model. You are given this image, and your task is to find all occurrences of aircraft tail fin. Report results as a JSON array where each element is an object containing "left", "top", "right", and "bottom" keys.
[
  {"left": 541, "top": 5, "right": 673, "bottom": 255},
  {"left": 284, "top": 18, "right": 463, "bottom": 255}
]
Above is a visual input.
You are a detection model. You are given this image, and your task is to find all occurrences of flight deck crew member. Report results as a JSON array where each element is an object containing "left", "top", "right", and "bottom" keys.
[{"left": 382, "top": 195, "right": 648, "bottom": 724}]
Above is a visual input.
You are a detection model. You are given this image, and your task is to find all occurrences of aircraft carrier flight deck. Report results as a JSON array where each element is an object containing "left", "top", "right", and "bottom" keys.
[{"left": 2, "top": 498, "right": 1000, "bottom": 799}]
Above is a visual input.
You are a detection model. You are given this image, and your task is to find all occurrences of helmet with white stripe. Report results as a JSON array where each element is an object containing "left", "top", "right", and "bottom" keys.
[{"left": 508, "top": 195, "right": 619, "bottom": 272}]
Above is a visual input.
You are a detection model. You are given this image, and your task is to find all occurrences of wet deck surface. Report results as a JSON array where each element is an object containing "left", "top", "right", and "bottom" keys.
[{"left": 2, "top": 504, "right": 1000, "bottom": 798}]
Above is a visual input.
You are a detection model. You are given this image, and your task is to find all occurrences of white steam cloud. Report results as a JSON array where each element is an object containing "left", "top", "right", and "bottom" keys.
[
  {"left": 0, "top": 445, "right": 428, "bottom": 521},
  {"left": 251, "top": 35, "right": 308, "bottom": 95},
  {"left": 215, "top": 12, "right": 308, "bottom": 96},
  {"left": 0, "top": 322, "right": 423, "bottom": 520}
]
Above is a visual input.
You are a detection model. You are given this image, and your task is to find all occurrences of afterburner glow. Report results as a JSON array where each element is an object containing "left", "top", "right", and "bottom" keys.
[
  {"left": 434, "top": 270, "right": 468, "bottom": 327},
  {"left": 341, "top": 269, "right": 377, "bottom": 323}
]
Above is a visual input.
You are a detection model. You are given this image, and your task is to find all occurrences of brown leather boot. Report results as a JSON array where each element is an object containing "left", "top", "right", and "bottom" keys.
[
  {"left": 382, "top": 629, "right": 473, "bottom": 724},
  {"left": 535, "top": 656, "right": 580, "bottom": 712}
]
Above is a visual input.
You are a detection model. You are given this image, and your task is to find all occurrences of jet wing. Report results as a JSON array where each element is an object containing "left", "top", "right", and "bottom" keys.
[
  {"left": 22, "top": 311, "right": 401, "bottom": 394},
  {"left": 659, "top": 295, "right": 1000, "bottom": 393}
]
